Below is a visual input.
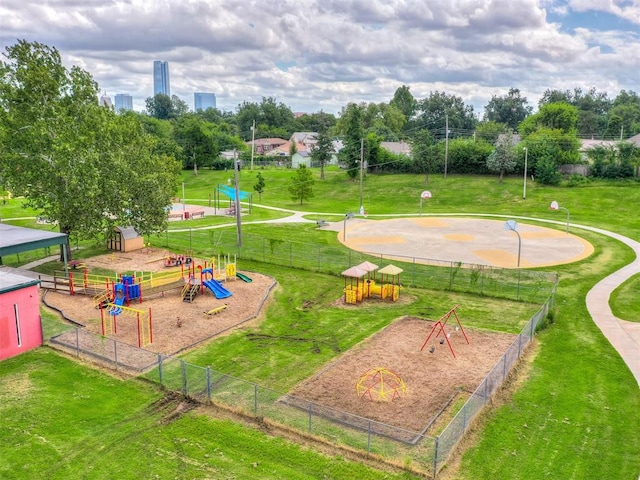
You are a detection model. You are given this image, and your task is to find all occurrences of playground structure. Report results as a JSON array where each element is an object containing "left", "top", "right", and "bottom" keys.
[
  {"left": 200, "top": 268, "right": 232, "bottom": 299},
  {"left": 420, "top": 305, "right": 469, "bottom": 358},
  {"left": 164, "top": 254, "right": 193, "bottom": 267},
  {"left": 341, "top": 262, "right": 403, "bottom": 304},
  {"left": 355, "top": 367, "right": 407, "bottom": 402},
  {"left": 100, "top": 284, "right": 153, "bottom": 348}
]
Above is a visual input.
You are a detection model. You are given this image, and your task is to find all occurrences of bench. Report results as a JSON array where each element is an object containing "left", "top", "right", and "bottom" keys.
[
  {"left": 316, "top": 219, "right": 329, "bottom": 227},
  {"left": 187, "top": 210, "right": 205, "bottom": 219},
  {"left": 168, "top": 212, "right": 184, "bottom": 219}
]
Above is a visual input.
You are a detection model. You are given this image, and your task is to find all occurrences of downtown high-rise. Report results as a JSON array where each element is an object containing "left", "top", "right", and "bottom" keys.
[
  {"left": 194, "top": 92, "right": 217, "bottom": 111},
  {"left": 114, "top": 94, "right": 133, "bottom": 112},
  {"left": 153, "top": 60, "right": 170, "bottom": 96}
]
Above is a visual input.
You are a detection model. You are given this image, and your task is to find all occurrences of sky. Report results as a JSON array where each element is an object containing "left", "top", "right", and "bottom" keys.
[{"left": 1, "top": 0, "right": 638, "bottom": 116}]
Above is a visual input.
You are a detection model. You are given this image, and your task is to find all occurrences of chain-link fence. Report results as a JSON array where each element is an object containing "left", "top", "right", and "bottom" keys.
[
  {"left": 47, "top": 290, "right": 555, "bottom": 478},
  {"left": 45, "top": 232, "right": 557, "bottom": 478},
  {"left": 150, "top": 229, "right": 556, "bottom": 304}
]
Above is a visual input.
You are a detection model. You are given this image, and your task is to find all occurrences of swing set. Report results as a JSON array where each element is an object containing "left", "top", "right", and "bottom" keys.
[{"left": 420, "top": 304, "right": 469, "bottom": 358}]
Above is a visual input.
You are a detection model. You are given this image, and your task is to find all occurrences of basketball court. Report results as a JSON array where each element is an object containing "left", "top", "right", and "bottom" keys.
[{"left": 333, "top": 217, "right": 593, "bottom": 268}]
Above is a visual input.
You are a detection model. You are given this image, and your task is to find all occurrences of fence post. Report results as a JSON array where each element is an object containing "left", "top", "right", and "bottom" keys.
[
  {"left": 181, "top": 359, "right": 188, "bottom": 396},
  {"left": 75, "top": 328, "right": 80, "bottom": 357},
  {"left": 206, "top": 366, "right": 212, "bottom": 403},
  {"left": 289, "top": 243, "right": 293, "bottom": 267},
  {"left": 158, "top": 354, "right": 164, "bottom": 385},
  {"left": 503, "top": 353, "right": 507, "bottom": 380},
  {"left": 308, "top": 403, "right": 313, "bottom": 433},
  {"left": 367, "top": 420, "right": 372, "bottom": 453},
  {"left": 484, "top": 378, "right": 488, "bottom": 405},
  {"left": 518, "top": 334, "right": 522, "bottom": 357},
  {"left": 254, "top": 384, "right": 258, "bottom": 415},
  {"left": 449, "top": 262, "right": 454, "bottom": 290},
  {"left": 412, "top": 258, "right": 416, "bottom": 286},
  {"left": 463, "top": 405, "right": 467, "bottom": 431},
  {"left": 530, "top": 315, "right": 535, "bottom": 338},
  {"left": 517, "top": 270, "right": 521, "bottom": 301},
  {"left": 114, "top": 339, "right": 118, "bottom": 369},
  {"left": 433, "top": 437, "right": 439, "bottom": 479},
  {"left": 262, "top": 238, "right": 265, "bottom": 262}
]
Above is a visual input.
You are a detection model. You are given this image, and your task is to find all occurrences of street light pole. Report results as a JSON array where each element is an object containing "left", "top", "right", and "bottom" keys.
[
  {"left": 250, "top": 119, "right": 255, "bottom": 171},
  {"left": 359, "top": 138, "right": 364, "bottom": 212},
  {"left": 523, "top": 147, "right": 528, "bottom": 200}
]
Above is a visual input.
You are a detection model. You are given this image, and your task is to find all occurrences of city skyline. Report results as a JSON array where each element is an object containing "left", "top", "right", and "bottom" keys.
[{"left": 2, "top": 1, "right": 638, "bottom": 115}]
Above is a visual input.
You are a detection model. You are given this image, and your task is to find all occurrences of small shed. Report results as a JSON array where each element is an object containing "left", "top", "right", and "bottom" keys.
[
  {"left": 108, "top": 226, "right": 144, "bottom": 253},
  {"left": 0, "top": 272, "right": 42, "bottom": 361}
]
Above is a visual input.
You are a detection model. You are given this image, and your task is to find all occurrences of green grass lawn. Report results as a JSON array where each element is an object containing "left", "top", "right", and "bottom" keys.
[
  {"left": 0, "top": 349, "right": 418, "bottom": 480},
  {"left": 3, "top": 169, "right": 640, "bottom": 479},
  {"left": 609, "top": 273, "right": 640, "bottom": 323}
]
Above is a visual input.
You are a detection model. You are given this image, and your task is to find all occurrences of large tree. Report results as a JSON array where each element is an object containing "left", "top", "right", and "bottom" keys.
[
  {"left": 310, "top": 128, "right": 334, "bottom": 179},
  {"left": 486, "top": 132, "right": 518, "bottom": 183},
  {"left": 483, "top": 88, "right": 533, "bottom": 131},
  {"left": 0, "top": 40, "right": 181, "bottom": 259},
  {"left": 411, "top": 129, "right": 439, "bottom": 183},
  {"left": 145, "top": 93, "right": 188, "bottom": 120},
  {"left": 336, "top": 103, "right": 365, "bottom": 180},
  {"left": 415, "top": 91, "right": 477, "bottom": 136}
]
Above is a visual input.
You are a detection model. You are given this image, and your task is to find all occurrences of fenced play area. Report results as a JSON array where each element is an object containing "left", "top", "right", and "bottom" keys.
[{"left": 42, "top": 236, "right": 557, "bottom": 478}]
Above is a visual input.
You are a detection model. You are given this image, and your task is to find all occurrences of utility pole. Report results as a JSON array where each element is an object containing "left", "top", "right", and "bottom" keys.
[
  {"left": 234, "top": 150, "right": 242, "bottom": 247},
  {"left": 359, "top": 137, "right": 364, "bottom": 212},
  {"left": 250, "top": 119, "right": 256, "bottom": 170},
  {"left": 444, "top": 113, "right": 449, "bottom": 179}
]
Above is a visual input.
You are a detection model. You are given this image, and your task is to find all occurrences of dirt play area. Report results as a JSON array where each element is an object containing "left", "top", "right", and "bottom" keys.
[
  {"left": 43, "top": 249, "right": 518, "bottom": 434},
  {"left": 290, "top": 316, "right": 517, "bottom": 434},
  {"left": 43, "top": 248, "right": 276, "bottom": 356}
]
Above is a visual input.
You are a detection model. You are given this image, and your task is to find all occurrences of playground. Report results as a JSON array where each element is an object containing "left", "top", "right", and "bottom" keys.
[
  {"left": 43, "top": 248, "right": 276, "bottom": 356},
  {"left": 291, "top": 315, "right": 517, "bottom": 433}
]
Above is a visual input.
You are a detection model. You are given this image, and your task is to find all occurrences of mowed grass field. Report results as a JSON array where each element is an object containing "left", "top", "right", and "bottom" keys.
[{"left": 1, "top": 168, "right": 640, "bottom": 478}]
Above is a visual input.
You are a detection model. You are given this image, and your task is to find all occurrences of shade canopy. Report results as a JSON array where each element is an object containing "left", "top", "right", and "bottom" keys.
[
  {"left": 0, "top": 224, "right": 67, "bottom": 257},
  {"left": 341, "top": 266, "right": 368, "bottom": 278},
  {"left": 217, "top": 184, "right": 252, "bottom": 201},
  {"left": 378, "top": 264, "right": 403, "bottom": 275},
  {"left": 355, "top": 261, "right": 379, "bottom": 272}
]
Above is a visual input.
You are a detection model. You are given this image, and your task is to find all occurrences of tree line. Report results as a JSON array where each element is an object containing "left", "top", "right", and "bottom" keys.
[{"left": 1, "top": 40, "right": 640, "bottom": 257}]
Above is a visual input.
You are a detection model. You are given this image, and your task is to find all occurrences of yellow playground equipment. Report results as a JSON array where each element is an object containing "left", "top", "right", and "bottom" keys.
[{"left": 341, "top": 262, "right": 403, "bottom": 304}]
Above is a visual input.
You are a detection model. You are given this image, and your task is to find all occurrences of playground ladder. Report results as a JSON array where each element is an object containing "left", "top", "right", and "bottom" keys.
[
  {"left": 92, "top": 290, "right": 111, "bottom": 308},
  {"left": 182, "top": 283, "right": 199, "bottom": 303}
]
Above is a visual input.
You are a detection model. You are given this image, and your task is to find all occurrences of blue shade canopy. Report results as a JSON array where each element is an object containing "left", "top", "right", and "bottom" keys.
[{"left": 217, "top": 184, "right": 251, "bottom": 201}]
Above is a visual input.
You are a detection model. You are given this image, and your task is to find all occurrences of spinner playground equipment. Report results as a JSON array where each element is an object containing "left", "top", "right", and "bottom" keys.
[{"left": 356, "top": 367, "right": 407, "bottom": 402}]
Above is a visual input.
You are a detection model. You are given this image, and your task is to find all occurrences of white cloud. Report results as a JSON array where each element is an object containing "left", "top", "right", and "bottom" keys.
[{"left": 0, "top": 0, "right": 637, "bottom": 115}]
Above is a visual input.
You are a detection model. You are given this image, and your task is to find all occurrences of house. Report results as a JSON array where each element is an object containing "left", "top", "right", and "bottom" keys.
[
  {"left": 0, "top": 272, "right": 42, "bottom": 361},
  {"left": 290, "top": 132, "right": 318, "bottom": 150},
  {"left": 246, "top": 137, "right": 288, "bottom": 155}
]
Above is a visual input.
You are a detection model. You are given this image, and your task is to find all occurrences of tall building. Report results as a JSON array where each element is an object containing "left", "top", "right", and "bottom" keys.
[
  {"left": 194, "top": 92, "right": 217, "bottom": 111},
  {"left": 99, "top": 92, "right": 113, "bottom": 108},
  {"left": 153, "top": 60, "right": 170, "bottom": 96},
  {"left": 114, "top": 94, "right": 133, "bottom": 112}
]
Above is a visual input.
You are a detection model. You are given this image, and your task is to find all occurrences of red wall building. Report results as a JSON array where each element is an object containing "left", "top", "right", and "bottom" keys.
[{"left": 0, "top": 272, "right": 42, "bottom": 361}]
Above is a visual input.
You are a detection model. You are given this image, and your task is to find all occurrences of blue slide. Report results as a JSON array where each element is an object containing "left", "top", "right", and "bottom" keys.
[
  {"left": 203, "top": 279, "right": 232, "bottom": 299},
  {"left": 109, "top": 295, "right": 126, "bottom": 316}
]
